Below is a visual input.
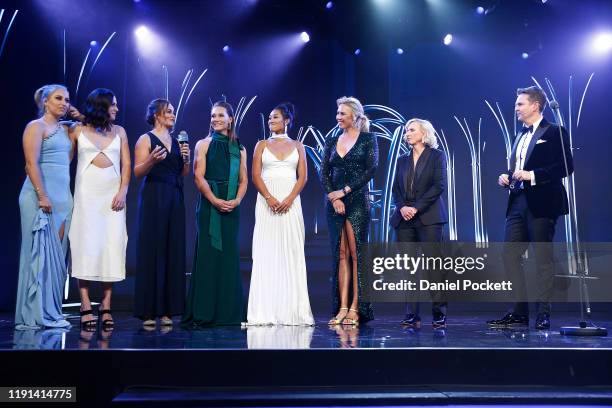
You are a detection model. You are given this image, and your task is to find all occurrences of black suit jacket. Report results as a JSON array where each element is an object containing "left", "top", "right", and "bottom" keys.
[
  {"left": 390, "top": 146, "right": 448, "bottom": 228},
  {"left": 506, "top": 117, "right": 574, "bottom": 218}
]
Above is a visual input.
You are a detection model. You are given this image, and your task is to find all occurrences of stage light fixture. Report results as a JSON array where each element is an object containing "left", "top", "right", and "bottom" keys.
[
  {"left": 476, "top": 6, "right": 485, "bottom": 14},
  {"left": 326, "top": 1, "right": 333, "bottom": 9},
  {"left": 354, "top": 48, "right": 361, "bottom": 55},
  {"left": 90, "top": 40, "right": 97, "bottom": 47},
  {"left": 396, "top": 48, "right": 404, "bottom": 55},
  {"left": 591, "top": 32, "right": 612, "bottom": 55},
  {"left": 135, "top": 25, "right": 150, "bottom": 39},
  {"left": 522, "top": 52, "right": 529, "bottom": 59},
  {"left": 300, "top": 32, "right": 310, "bottom": 43},
  {"left": 443, "top": 34, "right": 453, "bottom": 45},
  {"left": 223, "top": 45, "right": 230, "bottom": 52}
]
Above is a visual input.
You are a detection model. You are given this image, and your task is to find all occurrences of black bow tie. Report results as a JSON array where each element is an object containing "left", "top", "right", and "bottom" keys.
[{"left": 520, "top": 125, "right": 533, "bottom": 135}]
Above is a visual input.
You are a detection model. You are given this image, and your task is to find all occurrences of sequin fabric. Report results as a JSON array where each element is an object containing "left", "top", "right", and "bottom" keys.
[{"left": 320, "top": 132, "right": 379, "bottom": 322}]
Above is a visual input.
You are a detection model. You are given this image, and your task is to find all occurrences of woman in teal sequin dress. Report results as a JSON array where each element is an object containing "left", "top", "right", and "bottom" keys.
[
  {"left": 16, "top": 85, "right": 74, "bottom": 330},
  {"left": 321, "top": 97, "right": 378, "bottom": 326}
]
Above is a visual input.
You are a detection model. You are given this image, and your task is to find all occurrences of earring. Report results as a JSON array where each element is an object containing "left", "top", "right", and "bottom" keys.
[{"left": 284, "top": 123, "right": 288, "bottom": 135}]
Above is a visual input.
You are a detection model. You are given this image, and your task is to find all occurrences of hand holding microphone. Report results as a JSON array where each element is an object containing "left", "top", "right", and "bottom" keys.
[{"left": 177, "top": 130, "right": 191, "bottom": 164}]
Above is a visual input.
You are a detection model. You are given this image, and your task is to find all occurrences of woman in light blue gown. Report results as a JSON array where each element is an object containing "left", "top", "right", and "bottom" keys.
[{"left": 15, "top": 84, "right": 74, "bottom": 330}]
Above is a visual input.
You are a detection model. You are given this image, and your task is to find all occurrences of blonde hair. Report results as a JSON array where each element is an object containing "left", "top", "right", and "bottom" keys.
[
  {"left": 34, "top": 84, "right": 68, "bottom": 117},
  {"left": 336, "top": 96, "right": 370, "bottom": 132},
  {"left": 405, "top": 118, "right": 439, "bottom": 149}
]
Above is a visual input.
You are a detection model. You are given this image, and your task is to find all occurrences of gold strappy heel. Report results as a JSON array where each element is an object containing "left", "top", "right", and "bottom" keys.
[
  {"left": 342, "top": 308, "right": 360, "bottom": 327},
  {"left": 328, "top": 307, "right": 349, "bottom": 325}
]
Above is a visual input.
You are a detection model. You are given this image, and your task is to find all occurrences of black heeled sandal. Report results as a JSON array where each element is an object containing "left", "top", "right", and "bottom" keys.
[
  {"left": 98, "top": 308, "right": 115, "bottom": 331},
  {"left": 80, "top": 309, "right": 97, "bottom": 331}
]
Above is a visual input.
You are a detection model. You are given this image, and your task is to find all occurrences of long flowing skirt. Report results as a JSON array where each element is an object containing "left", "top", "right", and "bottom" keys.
[{"left": 247, "top": 176, "right": 314, "bottom": 326}]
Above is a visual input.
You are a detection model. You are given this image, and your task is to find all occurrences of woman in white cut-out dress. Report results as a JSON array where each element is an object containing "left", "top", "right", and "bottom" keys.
[
  {"left": 247, "top": 103, "right": 314, "bottom": 326},
  {"left": 69, "top": 88, "right": 130, "bottom": 330}
]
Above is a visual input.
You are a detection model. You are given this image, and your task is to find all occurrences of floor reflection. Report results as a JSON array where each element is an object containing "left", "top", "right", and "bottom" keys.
[
  {"left": 1, "top": 313, "right": 611, "bottom": 350},
  {"left": 13, "top": 327, "right": 69, "bottom": 350},
  {"left": 247, "top": 325, "right": 314, "bottom": 349}
]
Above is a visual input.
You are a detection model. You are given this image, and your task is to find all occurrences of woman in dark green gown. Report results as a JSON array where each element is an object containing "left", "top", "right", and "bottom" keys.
[
  {"left": 321, "top": 97, "right": 378, "bottom": 326},
  {"left": 182, "top": 101, "right": 248, "bottom": 327}
]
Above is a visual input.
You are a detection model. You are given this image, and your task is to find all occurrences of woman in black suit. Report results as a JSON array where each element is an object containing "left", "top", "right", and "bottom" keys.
[{"left": 391, "top": 118, "right": 448, "bottom": 328}]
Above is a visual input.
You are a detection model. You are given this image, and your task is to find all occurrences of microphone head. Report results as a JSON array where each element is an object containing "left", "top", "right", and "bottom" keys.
[
  {"left": 549, "top": 100, "right": 560, "bottom": 110},
  {"left": 177, "top": 130, "right": 189, "bottom": 143}
]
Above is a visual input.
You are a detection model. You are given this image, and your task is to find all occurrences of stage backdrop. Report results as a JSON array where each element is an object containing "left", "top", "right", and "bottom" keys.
[{"left": 2, "top": 0, "right": 611, "bottom": 311}]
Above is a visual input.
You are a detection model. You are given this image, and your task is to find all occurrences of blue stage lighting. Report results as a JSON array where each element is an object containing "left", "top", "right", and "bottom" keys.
[
  {"left": 443, "top": 34, "right": 453, "bottom": 45},
  {"left": 396, "top": 48, "right": 404, "bottom": 55},
  {"left": 476, "top": 6, "right": 485, "bottom": 14},
  {"left": 223, "top": 45, "right": 230, "bottom": 52},
  {"left": 354, "top": 48, "right": 361, "bottom": 55},
  {"left": 301, "top": 32, "right": 310, "bottom": 43},
  {"left": 591, "top": 32, "right": 612, "bottom": 55},
  {"left": 326, "top": 1, "right": 333, "bottom": 9},
  {"left": 522, "top": 52, "right": 529, "bottom": 59},
  {"left": 90, "top": 40, "right": 97, "bottom": 47},
  {"left": 135, "top": 25, "right": 149, "bottom": 39}
]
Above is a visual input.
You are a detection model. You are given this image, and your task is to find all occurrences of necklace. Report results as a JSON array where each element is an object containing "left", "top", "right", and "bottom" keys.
[{"left": 269, "top": 133, "right": 290, "bottom": 139}]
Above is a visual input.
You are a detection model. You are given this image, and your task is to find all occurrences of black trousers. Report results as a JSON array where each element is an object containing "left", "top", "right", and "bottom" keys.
[
  {"left": 396, "top": 217, "right": 447, "bottom": 316},
  {"left": 503, "top": 191, "right": 557, "bottom": 315}
]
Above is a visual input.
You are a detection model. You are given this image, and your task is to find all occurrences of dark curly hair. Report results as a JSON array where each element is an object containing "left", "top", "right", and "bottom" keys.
[
  {"left": 273, "top": 102, "right": 296, "bottom": 130},
  {"left": 146, "top": 98, "right": 171, "bottom": 127},
  {"left": 83, "top": 88, "right": 115, "bottom": 131}
]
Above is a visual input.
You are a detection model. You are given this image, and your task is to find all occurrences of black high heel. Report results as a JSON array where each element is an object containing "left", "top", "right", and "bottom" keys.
[
  {"left": 98, "top": 308, "right": 114, "bottom": 331},
  {"left": 80, "top": 309, "right": 97, "bottom": 331}
]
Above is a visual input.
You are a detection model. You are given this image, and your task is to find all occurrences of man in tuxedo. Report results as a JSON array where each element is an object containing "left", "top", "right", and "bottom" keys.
[{"left": 488, "top": 86, "right": 573, "bottom": 330}]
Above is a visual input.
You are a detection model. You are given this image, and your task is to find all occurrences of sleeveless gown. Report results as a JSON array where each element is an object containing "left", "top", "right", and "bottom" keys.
[
  {"left": 16, "top": 125, "right": 72, "bottom": 330},
  {"left": 181, "top": 135, "right": 245, "bottom": 327},
  {"left": 247, "top": 144, "right": 314, "bottom": 326},
  {"left": 69, "top": 131, "right": 127, "bottom": 282},
  {"left": 134, "top": 133, "right": 186, "bottom": 319}
]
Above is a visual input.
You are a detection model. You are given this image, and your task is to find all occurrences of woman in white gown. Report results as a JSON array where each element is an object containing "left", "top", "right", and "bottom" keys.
[
  {"left": 247, "top": 103, "right": 314, "bottom": 326},
  {"left": 69, "top": 88, "right": 130, "bottom": 330}
]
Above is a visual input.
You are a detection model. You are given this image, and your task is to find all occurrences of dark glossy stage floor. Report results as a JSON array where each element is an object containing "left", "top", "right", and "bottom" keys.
[{"left": 2, "top": 312, "right": 611, "bottom": 350}]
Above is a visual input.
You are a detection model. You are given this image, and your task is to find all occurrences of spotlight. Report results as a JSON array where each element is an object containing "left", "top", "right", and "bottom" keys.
[
  {"left": 300, "top": 31, "right": 310, "bottom": 43},
  {"left": 135, "top": 25, "right": 150, "bottom": 39},
  {"left": 443, "top": 34, "right": 453, "bottom": 45},
  {"left": 591, "top": 32, "right": 612, "bottom": 55},
  {"left": 90, "top": 40, "right": 98, "bottom": 47},
  {"left": 326, "top": 1, "right": 333, "bottom": 9},
  {"left": 396, "top": 48, "right": 404, "bottom": 55},
  {"left": 476, "top": 6, "right": 485, "bottom": 14},
  {"left": 223, "top": 45, "right": 230, "bottom": 52},
  {"left": 522, "top": 52, "right": 529, "bottom": 59},
  {"left": 354, "top": 48, "right": 361, "bottom": 55},
  {"left": 541, "top": 0, "right": 547, "bottom": 3}
]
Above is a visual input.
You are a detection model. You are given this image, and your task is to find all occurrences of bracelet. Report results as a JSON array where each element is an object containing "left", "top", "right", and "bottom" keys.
[{"left": 264, "top": 195, "right": 271, "bottom": 200}]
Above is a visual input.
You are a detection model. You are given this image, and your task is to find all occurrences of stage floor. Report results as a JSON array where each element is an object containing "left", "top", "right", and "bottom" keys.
[{"left": 2, "top": 312, "right": 611, "bottom": 350}]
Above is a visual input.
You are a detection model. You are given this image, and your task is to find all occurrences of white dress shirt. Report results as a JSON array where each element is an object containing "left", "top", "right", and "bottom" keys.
[{"left": 514, "top": 115, "right": 543, "bottom": 185}]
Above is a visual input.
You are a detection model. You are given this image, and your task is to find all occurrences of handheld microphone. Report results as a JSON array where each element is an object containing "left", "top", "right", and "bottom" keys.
[
  {"left": 508, "top": 170, "right": 521, "bottom": 191},
  {"left": 177, "top": 130, "right": 190, "bottom": 163}
]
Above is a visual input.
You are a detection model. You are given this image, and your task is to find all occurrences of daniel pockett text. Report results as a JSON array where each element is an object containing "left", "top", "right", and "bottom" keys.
[{"left": 362, "top": 242, "right": 612, "bottom": 303}]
